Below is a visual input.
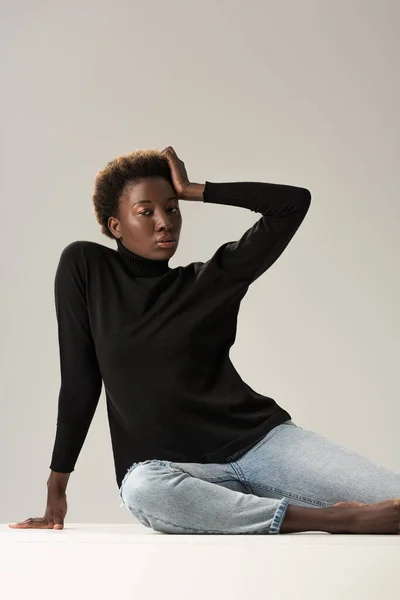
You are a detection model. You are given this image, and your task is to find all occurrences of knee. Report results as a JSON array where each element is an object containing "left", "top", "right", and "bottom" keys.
[{"left": 121, "top": 459, "right": 169, "bottom": 513}]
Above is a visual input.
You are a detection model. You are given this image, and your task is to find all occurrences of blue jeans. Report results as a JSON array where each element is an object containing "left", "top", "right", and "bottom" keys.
[{"left": 118, "top": 420, "right": 400, "bottom": 534}]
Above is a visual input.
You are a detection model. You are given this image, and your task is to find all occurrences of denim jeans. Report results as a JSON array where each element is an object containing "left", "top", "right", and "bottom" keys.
[{"left": 118, "top": 420, "right": 400, "bottom": 534}]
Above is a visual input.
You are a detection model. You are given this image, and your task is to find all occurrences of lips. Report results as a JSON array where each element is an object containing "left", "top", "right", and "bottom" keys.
[{"left": 157, "top": 237, "right": 175, "bottom": 243}]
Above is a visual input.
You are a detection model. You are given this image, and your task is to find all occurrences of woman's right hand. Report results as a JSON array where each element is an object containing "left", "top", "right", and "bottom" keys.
[{"left": 8, "top": 490, "right": 67, "bottom": 530}]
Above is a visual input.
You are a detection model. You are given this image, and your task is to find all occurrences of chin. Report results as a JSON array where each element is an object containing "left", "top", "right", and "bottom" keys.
[{"left": 154, "top": 244, "right": 178, "bottom": 257}]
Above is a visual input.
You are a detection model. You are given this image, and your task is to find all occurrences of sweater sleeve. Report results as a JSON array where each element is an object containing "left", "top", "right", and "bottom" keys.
[
  {"left": 202, "top": 181, "right": 311, "bottom": 283},
  {"left": 49, "top": 242, "right": 103, "bottom": 474}
]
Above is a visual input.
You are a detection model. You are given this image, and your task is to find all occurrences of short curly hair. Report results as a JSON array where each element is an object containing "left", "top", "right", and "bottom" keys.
[{"left": 92, "top": 149, "right": 173, "bottom": 240}]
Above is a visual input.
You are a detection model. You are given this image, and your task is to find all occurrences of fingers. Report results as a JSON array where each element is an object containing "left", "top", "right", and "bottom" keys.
[
  {"left": 8, "top": 517, "right": 53, "bottom": 529},
  {"left": 9, "top": 518, "right": 40, "bottom": 528},
  {"left": 161, "top": 146, "right": 175, "bottom": 155}
]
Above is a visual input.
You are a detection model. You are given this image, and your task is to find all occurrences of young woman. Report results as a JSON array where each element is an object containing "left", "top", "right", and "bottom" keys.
[{"left": 10, "top": 146, "right": 400, "bottom": 534}]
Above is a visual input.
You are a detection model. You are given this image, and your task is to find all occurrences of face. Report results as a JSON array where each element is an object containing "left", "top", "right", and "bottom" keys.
[{"left": 108, "top": 177, "right": 182, "bottom": 260}]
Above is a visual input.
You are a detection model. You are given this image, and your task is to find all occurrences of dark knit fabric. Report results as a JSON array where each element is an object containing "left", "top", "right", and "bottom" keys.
[{"left": 49, "top": 180, "right": 311, "bottom": 488}]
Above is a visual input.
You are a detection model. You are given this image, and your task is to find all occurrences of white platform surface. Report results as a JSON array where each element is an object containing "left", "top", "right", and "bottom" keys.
[{"left": 1, "top": 523, "right": 399, "bottom": 599}]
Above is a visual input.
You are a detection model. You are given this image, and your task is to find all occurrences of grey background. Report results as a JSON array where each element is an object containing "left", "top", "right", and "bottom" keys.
[{"left": 1, "top": 0, "right": 399, "bottom": 525}]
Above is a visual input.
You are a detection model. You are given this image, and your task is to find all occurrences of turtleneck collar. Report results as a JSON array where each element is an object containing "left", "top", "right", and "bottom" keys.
[{"left": 116, "top": 238, "right": 171, "bottom": 277}]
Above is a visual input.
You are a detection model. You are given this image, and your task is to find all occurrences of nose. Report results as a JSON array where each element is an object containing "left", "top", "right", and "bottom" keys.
[{"left": 157, "top": 214, "right": 173, "bottom": 231}]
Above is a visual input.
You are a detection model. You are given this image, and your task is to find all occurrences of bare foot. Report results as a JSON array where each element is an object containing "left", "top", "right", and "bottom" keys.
[{"left": 335, "top": 498, "right": 400, "bottom": 534}]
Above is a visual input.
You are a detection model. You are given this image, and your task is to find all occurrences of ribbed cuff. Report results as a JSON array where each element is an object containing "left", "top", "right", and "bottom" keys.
[
  {"left": 202, "top": 181, "right": 311, "bottom": 216},
  {"left": 203, "top": 181, "right": 251, "bottom": 208},
  {"left": 49, "top": 421, "right": 89, "bottom": 473}
]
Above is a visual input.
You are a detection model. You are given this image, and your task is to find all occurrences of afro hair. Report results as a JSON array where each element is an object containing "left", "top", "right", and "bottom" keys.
[{"left": 92, "top": 149, "right": 173, "bottom": 240}]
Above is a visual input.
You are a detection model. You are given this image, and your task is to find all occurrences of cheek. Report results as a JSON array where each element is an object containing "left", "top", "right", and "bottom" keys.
[{"left": 132, "top": 216, "right": 150, "bottom": 228}]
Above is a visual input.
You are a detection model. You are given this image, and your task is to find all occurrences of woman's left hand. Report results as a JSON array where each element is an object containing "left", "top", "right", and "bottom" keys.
[{"left": 161, "top": 146, "right": 191, "bottom": 198}]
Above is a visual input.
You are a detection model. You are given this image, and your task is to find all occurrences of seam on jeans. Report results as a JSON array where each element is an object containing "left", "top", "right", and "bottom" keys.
[
  {"left": 228, "top": 459, "right": 330, "bottom": 508},
  {"left": 248, "top": 482, "right": 331, "bottom": 508},
  {"left": 228, "top": 460, "right": 255, "bottom": 493},
  {"left": 253, "top": 482, "right": 331, "bottom": 507}
]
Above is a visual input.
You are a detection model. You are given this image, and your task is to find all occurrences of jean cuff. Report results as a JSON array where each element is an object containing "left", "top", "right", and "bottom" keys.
[{"left": 269, "top": 497, "right": 290, "bottom": 534}]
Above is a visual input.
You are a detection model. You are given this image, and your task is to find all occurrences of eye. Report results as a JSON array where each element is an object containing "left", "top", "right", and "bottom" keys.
[{"left": 139, "top": 207, "right": 179, "bottom": 217}]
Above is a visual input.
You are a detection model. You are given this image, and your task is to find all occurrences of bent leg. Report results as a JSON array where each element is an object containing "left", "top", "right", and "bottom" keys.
[
  {"left": 234, "top": 420, "right": 400, "bottom": 507},
  {"left": 119, "top": 459, "right": 290, "bottom": 534}
]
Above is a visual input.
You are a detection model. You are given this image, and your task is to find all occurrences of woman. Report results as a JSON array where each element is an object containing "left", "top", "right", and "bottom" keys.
[{"left": 10, "top": 146, "right": 400, "bottom": 534}]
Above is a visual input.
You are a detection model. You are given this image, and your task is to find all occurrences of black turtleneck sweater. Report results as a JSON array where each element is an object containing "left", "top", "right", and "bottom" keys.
[{"left": 49, "top": 180, "right": 311, "bottom": 488}]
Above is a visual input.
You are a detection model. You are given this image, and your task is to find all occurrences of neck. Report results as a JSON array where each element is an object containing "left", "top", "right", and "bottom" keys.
[{"left": 116, "top": 238, "right": 171, "bottom": 277}]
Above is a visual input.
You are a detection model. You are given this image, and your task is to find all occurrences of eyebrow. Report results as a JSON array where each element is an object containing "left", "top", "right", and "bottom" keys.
[{"left": 132, "top": 197, "right": 178, "bottom": 207}]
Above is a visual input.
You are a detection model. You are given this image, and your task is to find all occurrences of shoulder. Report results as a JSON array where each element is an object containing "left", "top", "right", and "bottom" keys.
[
  {"left": 56, "top": 241, "right": 115, "bottom": 282},
  {"left": 58, "top": 240, "right": 114, "bottom": 263}
]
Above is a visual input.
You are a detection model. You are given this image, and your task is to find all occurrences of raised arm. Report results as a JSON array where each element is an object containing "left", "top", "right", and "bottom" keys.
[
  {"left": 199, "top": 180, "right": 311, "bottom": 283},
  {"left": 161, "top": 147, "right": 311, "bottom": 284}
]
